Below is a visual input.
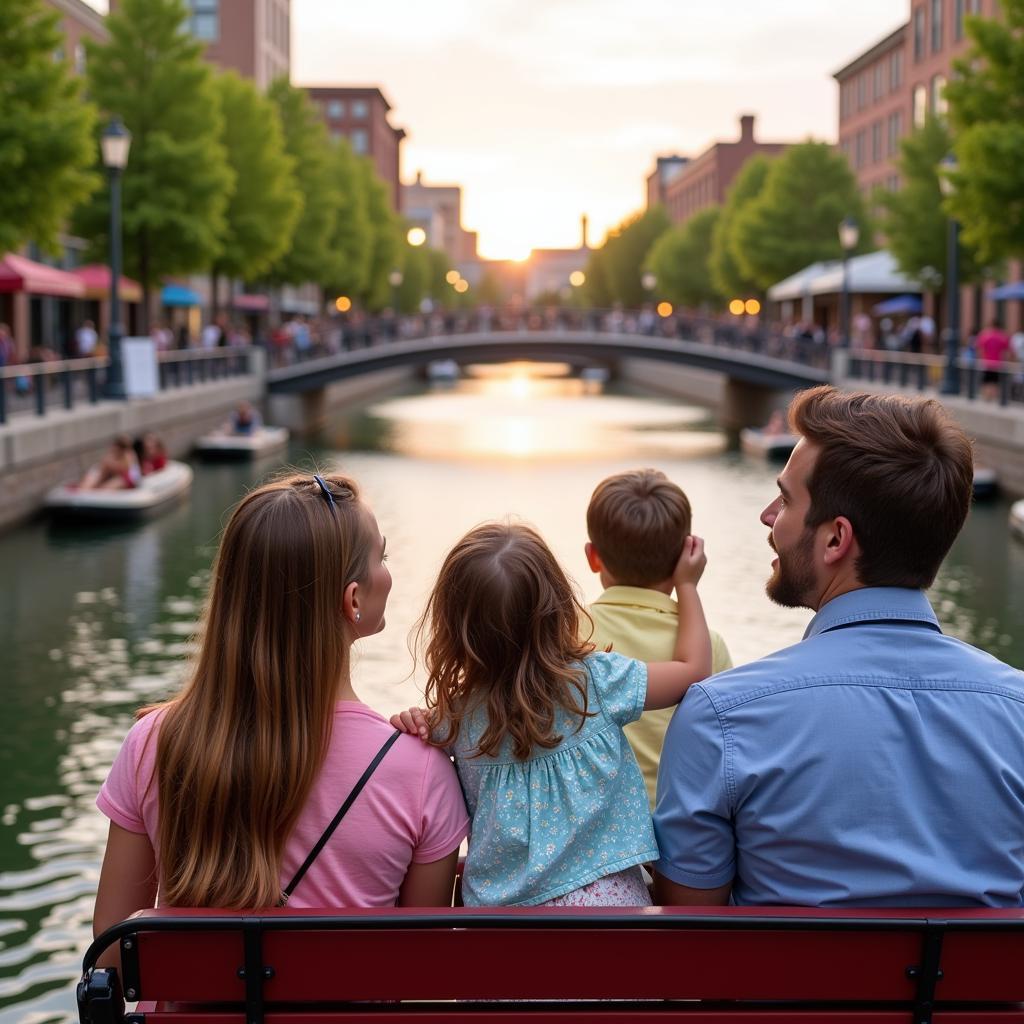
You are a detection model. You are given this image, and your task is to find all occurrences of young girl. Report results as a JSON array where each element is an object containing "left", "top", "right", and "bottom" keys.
[
  {"left": 92, "top": 474, "right": 468, "bottom": 945},
  {"left": 393, "top": 521, "right": 710, "bottom": 907}
]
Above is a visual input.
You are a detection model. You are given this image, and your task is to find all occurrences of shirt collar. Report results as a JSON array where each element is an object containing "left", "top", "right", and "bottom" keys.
[
  {"left": 803, "top": 587, "right": 940, "bottom": 641},
  {"left": 592, "top": 585, "right": 678, "bottom": 614}
]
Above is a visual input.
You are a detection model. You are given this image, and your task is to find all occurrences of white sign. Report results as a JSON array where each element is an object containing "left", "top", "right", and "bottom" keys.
[{"left": 121, "top": 337, "right": 159, "bottom": 397}]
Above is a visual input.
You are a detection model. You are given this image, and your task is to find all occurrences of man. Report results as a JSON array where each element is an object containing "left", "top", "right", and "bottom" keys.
[{"left": 654, "top": 386, "right": 1024, "bottom": 908}]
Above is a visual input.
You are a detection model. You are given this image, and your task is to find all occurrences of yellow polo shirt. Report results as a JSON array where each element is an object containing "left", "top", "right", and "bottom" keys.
[{"left": 587, "top": 586, "right": 733, "bottom": 808}]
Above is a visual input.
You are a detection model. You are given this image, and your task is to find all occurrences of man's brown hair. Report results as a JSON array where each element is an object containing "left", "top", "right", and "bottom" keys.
[
  {"left": 586, "top": 468, "right": 692, "bottom": 586},
  {"left": 789, "top": 386, "right": 974, "bottom": 589}
]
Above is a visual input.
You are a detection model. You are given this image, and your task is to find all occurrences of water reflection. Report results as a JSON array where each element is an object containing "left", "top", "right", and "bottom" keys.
[{"left": 0, "top": 362, "right": 1020, "bottom": 1021}]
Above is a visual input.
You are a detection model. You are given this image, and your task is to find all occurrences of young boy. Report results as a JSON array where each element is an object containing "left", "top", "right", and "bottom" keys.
[{"left": 585, "top": 468, "right": 733, "bottom": 808}]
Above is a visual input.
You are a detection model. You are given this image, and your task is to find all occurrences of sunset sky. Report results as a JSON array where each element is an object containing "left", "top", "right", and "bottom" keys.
[{"left": 86, "top": 1, "right": 905, "bottom": 259}]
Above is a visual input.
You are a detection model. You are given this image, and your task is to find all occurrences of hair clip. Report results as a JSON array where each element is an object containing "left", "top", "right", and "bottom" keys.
[{"left": 313, "top": 474, "right": 336, "bottom": 511}]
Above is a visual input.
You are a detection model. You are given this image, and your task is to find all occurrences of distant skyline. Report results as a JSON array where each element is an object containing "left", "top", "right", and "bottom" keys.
[{"left": 84, "top": 0, "right": 905, "bottom": 260}]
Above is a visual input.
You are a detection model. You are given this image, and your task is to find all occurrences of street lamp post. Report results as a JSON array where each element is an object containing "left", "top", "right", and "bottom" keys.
[
  {"left": 101, "top": 120, "right": 132, "bottom": 398},
  {"left": 838, "top": 217, "right": 859, "bottom": 348},
  {"left": 388, "top": 269, "right": 403, "bottom": 315},
  {"left": 939, "top": 153, "right": 961, "bottom": 395},
  {"left": 641, "top": 271, "right": 657, "bottom": 299}
]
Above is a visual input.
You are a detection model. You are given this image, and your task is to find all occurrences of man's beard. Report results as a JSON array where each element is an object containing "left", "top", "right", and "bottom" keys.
[{"left": 765, "top": 529, "right": 817, "bottom": 609}]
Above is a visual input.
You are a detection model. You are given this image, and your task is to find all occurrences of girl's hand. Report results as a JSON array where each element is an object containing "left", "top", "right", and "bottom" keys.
[
  {"left": 390, "top": 707, "right": 431, "bottom": 741},
  {"left": 673, "top": 535, "right": 707, "bottom": 589}
]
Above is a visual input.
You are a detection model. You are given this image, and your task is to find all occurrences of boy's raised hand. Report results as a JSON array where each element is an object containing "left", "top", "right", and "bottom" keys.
[
  {"left": 390, "top": 706, "right": 432, "bottom": 741},
  {"left": 673, "top": 534, "right": 707, "bottom": 590}
]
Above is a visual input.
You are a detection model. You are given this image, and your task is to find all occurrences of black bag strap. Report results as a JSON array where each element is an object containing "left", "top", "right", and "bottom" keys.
[{"left": 280, "top": 729, "right": 401, "bottom": 905}]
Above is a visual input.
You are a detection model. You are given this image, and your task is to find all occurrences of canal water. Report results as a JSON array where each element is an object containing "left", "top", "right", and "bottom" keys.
[{"left": 0, "top": 363, "right": 1021, "bottom": 1022}]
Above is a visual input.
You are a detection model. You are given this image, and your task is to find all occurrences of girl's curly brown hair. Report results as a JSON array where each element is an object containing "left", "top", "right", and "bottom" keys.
[{"left": 419, "top": 522, "right": 595, "bottom": 761}]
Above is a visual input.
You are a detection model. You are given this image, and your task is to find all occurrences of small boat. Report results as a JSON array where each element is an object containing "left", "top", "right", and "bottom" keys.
[
  {"left": 46, "top": 460, "right": 193, "bottom": 522},
  {"left": 972, "top": 466, "right": 999, "bottom": 501},
  {"left": 194, "top": 426, "right": 289, "bottom": 461},
  {"left": 426, "top": 359, "right": 460, "bottom": 382},
  {"left": 580, "top": 366, "right": 610, "bottom": 384},
  {"left": 1010, "top": 499, "right": 1024, "bottom": 543},
  {"left": 740, "top": 428, "right": 799, "bottom": 462}
]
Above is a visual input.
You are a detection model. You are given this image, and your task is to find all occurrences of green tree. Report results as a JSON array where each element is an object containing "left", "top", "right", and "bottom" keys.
[
  {"left": 0, "top": 0, "right": 98, "bottom": 253},
  {"left": 582, "top": 244, "right": 613, "bottom": 307},
  {"left": 357, "top": 158, "right": 402, "bottom": 311},
  {"left": 475, "top": 269, "right": 506, "bottom": 306},
  {"left": 321, "top": 139, "right": 371, "bottom": 302},
  {"left": 396, "top": 240, "right": 428, "bottom": 314},
  {"left": 733, "top": 142, "right": 871, "bottom": 291},
  {"left": 878, "top": 116, "right": 980, "bottom": 287},
  {"left": 211, "top": 72, "right": 301, "bottom": 310},
  {"left": 646, "top": 207, "right": 723, "bottom": 309},
  {"left": 266, "top": 79, "right": 338, "bottom": 287},
  {"left": 602, "top": 206, "right": 671, "bottom": 307},
  {"left": 78, "top": 0, "right": 232, "bottom": 326},
  {"left": 944, "top": 0, "right": 1024, "bottom": 264},
  {"left": 709, "top": 156, "right": 772, "bottom": 300}
]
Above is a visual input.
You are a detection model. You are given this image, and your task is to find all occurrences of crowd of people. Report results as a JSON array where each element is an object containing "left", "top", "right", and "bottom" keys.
[{"left": 90, "top": 386, "right": 1023, "bottom": 946}]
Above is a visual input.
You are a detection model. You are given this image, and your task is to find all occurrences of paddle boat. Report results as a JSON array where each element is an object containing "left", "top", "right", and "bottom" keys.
[
  {"left": 739, "top": 427, "right": 799, "bottom": 462},
  {"left": 194, "top": 425, "right": 289, "bottom": 461},
  {"left": 972, "top": 465, "right": 999, "bottom": 501},
  {"left": 46, "top": 461, "right": 193, "bottom": 523},
  {"left": 1011, "top": 498, "right": 1024, "bottom": 542},
  {"left": 426, "top": 359, "right": 460, "bottom": 382}
]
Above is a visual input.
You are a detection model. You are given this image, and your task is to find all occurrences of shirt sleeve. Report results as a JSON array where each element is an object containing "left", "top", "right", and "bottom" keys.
[
  {"left": 653, "top": 685, "right": 736, "bottom": 889},
  {"left": 587, "top": 651, "right": 647, "bottom": 727},
  {"left": 412, "top": 747, "right": 471, "bottom": 863},
  {"left": 96, "top": 716, "right": 152, "bottom": 835},
  {"left": 711, "top": 631, "right": 734, "bottom": 674}
]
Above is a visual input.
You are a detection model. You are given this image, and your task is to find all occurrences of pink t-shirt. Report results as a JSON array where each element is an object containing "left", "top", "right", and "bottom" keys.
[
  {"left": 977, "top": 328, "right": 1011, "bottom": 368},
  {"left": 97, "top": 701, "right": 469, "bottom": 908}
]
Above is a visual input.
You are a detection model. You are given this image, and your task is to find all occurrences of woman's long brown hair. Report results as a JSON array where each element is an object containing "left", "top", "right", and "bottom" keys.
[
  {"left": 420, "top": 522, "right": 594, "bottom": 760},
  {"left": 142, "top": 473, "right": 374, "bottom": 907}
]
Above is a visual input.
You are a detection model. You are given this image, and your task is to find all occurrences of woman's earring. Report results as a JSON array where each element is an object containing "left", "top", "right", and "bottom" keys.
[{"left": 355, "top": 612, "right": 361, "bottom": 623}]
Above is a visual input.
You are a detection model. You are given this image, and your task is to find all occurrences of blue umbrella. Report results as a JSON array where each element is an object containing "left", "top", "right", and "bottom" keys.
[
  {"left": 872, "top": 294, "right": 923, "bottom": 316},
  {"left": 989, "top": 281, "right": 1024, "bottom": 301}
]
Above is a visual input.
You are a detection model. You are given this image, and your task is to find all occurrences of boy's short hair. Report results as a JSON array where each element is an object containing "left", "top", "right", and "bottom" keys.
[{"left": 587, "top": 468, "right": 692, "bottom": 586}]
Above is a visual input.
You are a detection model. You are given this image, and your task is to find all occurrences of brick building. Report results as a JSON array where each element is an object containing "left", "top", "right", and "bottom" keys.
[
  {"left": 645, "top": 155, "right": 688, "bottom": 210},
  {"left": 41, "top": 0, "right": 107, "bottom": 73},
  {"left": 660, "top": 115, "right": 791, "bottom": 226},
  {"left": 183, "top": 0, "right": 290, "bottom": 90},
  {"left": 402, "top": 172, "right": 478, "bottom": 262},
  {"left": 306, "top": 87, "right": 406, "bottom": 212}
]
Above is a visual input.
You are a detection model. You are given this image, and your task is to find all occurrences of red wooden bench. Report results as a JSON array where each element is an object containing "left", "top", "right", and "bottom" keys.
[{"left": 78, "top": 905, "right": 1024, "bottom": 1023}]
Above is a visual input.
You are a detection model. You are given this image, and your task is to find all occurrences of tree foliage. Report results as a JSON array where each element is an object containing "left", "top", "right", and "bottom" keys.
[
  {"left": 582, "top": 245, "right": 613, "bottom": 307},
  {"left": 587, "top": 206, "right": 670, "bottom": 307},
  {"left": 357, "top": 157, "right": 402, "bottom": 311},
  {"left": 877, "top": 116, "right": 980, "bottom": 286},
  {"left": 321, "top": 139, "right": 371, "bottom": 300},
  {"left": 0, "top": 0, "right": 98, "bottom": 253},
  {"left": 266, "top": 80, "right": 338, "bottom": 287},
  {"left": 211, "top": 72, "right": 301, "bottom": 289},
  {"left": 646, "top": 207, "right": 723, "bottom": 309},
  {"left": 733, "top": 142, "right": 871, "bottom": 290},
  {"left": 944, "top": 0, "right": 1024, "bottom": 264},
  {"left": 78, "top": 0, "right": 232, "bottom": 319},
  {"left": 709, "top": 156, "right": 771, "bottom": 299}
]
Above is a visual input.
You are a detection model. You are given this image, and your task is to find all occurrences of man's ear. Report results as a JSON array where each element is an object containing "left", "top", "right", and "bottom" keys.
[
  {"left": 584, "top": 541, "right": 603, "bottom": 574},
  {"left": 821, "top": 516, "right": 857, "bottom": 567}
]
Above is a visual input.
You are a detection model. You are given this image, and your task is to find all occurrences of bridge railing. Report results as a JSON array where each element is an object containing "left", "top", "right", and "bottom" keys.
[{"left": 0, "top": 347, "right": 257, "bottom": 426}]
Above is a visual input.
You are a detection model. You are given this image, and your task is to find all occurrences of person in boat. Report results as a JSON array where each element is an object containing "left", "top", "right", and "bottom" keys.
[
  {"left": 228, "top": 400, "right": 262, "bottom": 435},
  {"left": 92, "top": 474, "right": 468, "bottom": 950},
  {"left": 761, "top": 409, "right": 787, "bottom": 436},
  {"left": 583, "top": 468, "right": 734, "bottom": 809},
  {"left": 392, "top": 522, "right": 711, "bottom": 907},
  {"left": 133, "top": 433, "right": 168, "bottom": 476},
  {"left": 78, "top": 435, "right": 142, "bottom": 491},
  {"left": 653, "top": 386, "right": 1024, "bottom": 909}
]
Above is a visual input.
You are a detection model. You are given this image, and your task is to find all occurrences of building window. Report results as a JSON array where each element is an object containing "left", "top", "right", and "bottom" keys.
[
  {"left": 327, "top": 100, "right": 344, "bottom": 119},
  {"left": 74, "top": 43, "right": 86, "bottom": 74},
  {"left": 931, "top": 0, "right": 944, "bottom": 51},
  {"left": 931, "top": 73, "right": 948, "bottom": 116},
  {"left": 874, "top": 62, "right": 886, "bottom": 101},
  {"left": 188, "top": 0, "right": 219, "bottom": 41},
  {"left": 913, "top": 84, "right": 928, "bottom": 126},
  {"left": 872, "top": 120, "right": 883, "bottom": 163},
  {"left": 955, "top": 0, "right": 966, "bottom": 39},
  {"left": 888, "top": 110, "right": 904, "bottom": 155},
  {"left": 351, "top": 128, "right": 369, "bottom": 154},
  {"left": 855, "top": 130, "right": 865, "bottom": 169},
  {"left": 351, "top": 100, "right": 369, "bottom": 119},
  {"left": 913, "top": 6, "right": 926, "bottom": 60},
  {"left": 891, "top": 49, "right": 903, "bottom": 90},
  {"left": 857, "top": 73, "right": 867, "bottom": 110}
]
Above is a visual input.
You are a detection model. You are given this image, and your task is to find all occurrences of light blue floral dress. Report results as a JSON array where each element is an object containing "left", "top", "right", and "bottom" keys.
[{"left": 452, "top": 651, "right": 657, "bottom": 906}]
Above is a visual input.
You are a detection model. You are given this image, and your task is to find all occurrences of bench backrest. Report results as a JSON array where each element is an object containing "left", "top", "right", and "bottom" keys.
[{"left": 79, "top": 906, "right": 1024, "bottom": 1023}]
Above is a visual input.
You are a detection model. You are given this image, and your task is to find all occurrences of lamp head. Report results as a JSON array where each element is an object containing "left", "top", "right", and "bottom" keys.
[{"left": 101, "top": 119, "right": 132, "bottom": 171}]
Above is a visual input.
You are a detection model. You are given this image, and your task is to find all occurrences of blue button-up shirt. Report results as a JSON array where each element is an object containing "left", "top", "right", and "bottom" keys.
[{"left": 654, "top": 587, "right": 1024, "bottom": 907}]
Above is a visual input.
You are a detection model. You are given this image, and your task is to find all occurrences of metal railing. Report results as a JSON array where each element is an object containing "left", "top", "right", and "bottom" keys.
[
  {"left": 0, "top": 347, "right": 256, "bottom": 426},
  {"left": 846, "top": 348, "right": 1024, "bottom": 408}
]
